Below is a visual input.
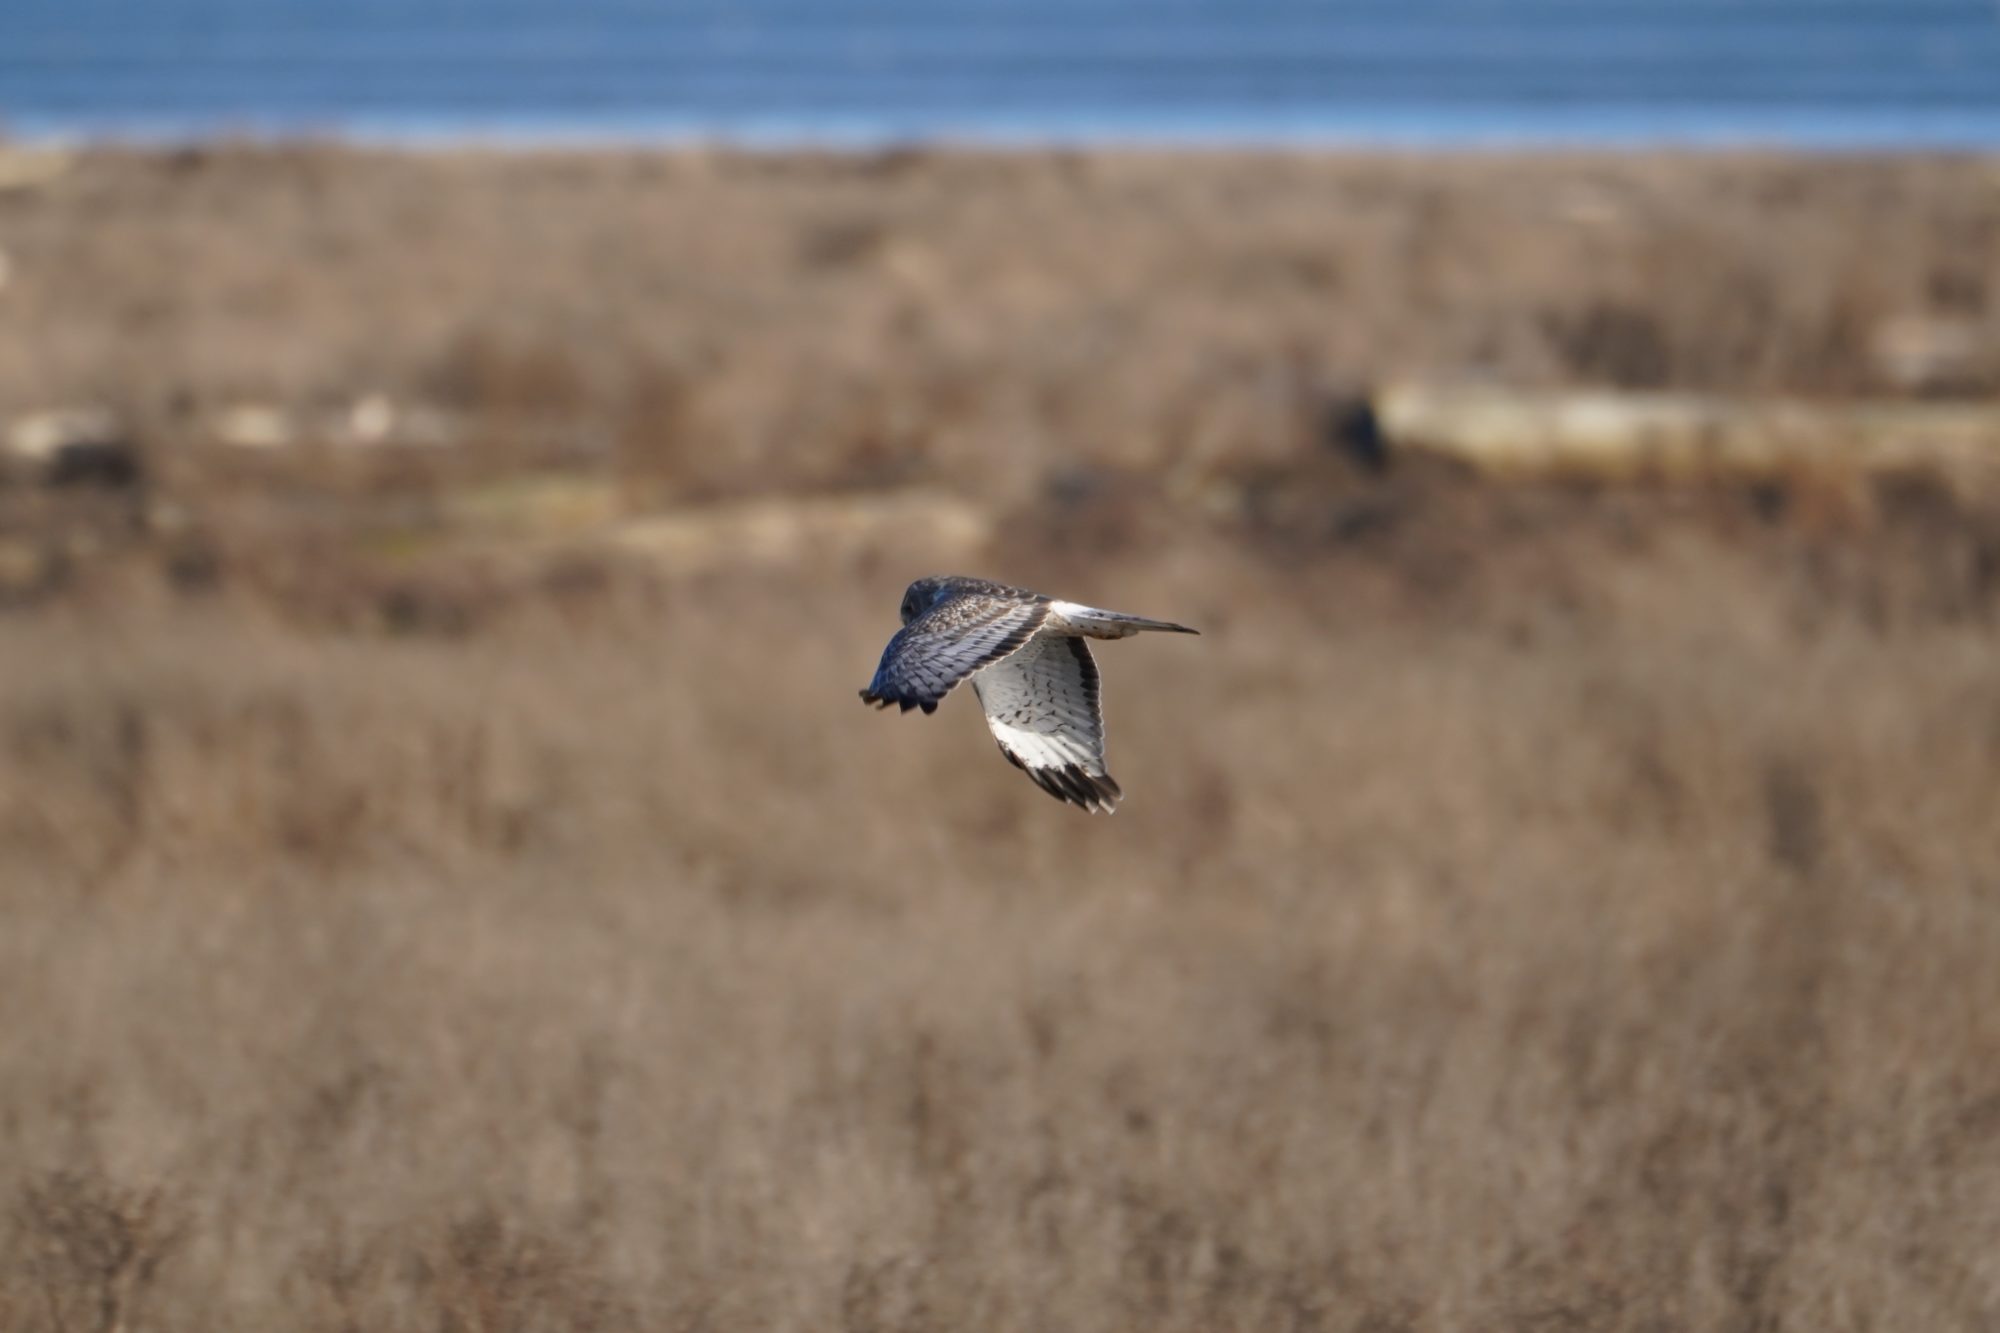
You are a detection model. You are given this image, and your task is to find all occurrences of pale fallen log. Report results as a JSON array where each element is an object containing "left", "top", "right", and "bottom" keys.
[
  {"left": 212, "top": 404, "right": 296, "bottom": 450},
  {"left": 1375, "top": 384, "right": 2000, "bottom": 481},
  {"left": 605, "top": 490, "right": 991, "bottom": 573},
  {"left": 406, "top": 482, "right": 989, "bottom": 574},
  {"left": 444, "top": 475, "right": 625, "bottom": 536}
]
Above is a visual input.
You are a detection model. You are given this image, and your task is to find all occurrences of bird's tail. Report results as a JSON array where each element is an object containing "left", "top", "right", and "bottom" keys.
[{"left": 1050, "top": 602, "right": 1200, "bottom": 640}]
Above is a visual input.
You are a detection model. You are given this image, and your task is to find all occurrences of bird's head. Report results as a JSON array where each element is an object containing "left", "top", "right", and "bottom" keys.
[{"left": 899, "top": 576, "right": 954, "bottom": 624}]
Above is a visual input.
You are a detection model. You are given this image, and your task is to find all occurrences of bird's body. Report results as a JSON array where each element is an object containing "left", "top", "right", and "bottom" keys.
[{"left": 859, "top": 576, "right": 1197, "bottom": 812}]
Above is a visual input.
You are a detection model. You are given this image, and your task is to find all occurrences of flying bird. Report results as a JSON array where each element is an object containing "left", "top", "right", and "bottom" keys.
[{"left": 859, "top": 576, "right": 1197, "bottom": 812}]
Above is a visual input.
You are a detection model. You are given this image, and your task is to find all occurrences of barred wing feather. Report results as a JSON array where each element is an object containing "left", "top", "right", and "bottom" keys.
[
  {"left": 972, "top": 634, "right": 1122, "bottom": 813},
  {"left": 859, "top": 599, "right": 1048, "bottom": 715}
]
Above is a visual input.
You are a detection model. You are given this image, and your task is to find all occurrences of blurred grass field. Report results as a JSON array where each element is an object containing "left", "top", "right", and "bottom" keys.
[{"left": 0, "top": 146, "right": 1997, "bottom": 1331}]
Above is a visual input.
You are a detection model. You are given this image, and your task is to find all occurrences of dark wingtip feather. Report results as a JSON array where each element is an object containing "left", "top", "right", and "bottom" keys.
[
  {"left": 1005, "top": 749, "right": 1121, "bottom": 814},
  {"left": 1080, "top": 768, "right": 1124, "bottom": 813},
  {"left": 920, "top": 700, "right": 938, "bottom": 715}
]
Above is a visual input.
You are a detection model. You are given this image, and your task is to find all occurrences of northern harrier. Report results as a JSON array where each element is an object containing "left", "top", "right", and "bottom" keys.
[{"left": 859, "top": 576, "right": 1197, "bottom": 812}]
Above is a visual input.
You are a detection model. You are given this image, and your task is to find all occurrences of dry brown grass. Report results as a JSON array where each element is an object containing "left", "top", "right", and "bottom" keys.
[
  {"left": 1, "top": 496, "right": 1999, "bottom": 1330},
  {"left": 0, "top": 146, "right": 1998, "bottom": 1330}
]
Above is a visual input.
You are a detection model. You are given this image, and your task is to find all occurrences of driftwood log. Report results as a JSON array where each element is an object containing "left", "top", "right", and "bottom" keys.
[{"left": 1376, "top": 384, "right": 2000, "bottom": 483}]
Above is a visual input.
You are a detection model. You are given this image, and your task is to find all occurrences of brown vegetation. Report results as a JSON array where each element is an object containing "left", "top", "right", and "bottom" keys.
[{"left": 0, "top": 146, "right": 1997, "bottom": 1330}]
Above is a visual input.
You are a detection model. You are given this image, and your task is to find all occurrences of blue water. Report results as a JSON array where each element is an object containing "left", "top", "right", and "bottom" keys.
[{"left": 3, "top": 0, "right": 1998, "bottom": 147}]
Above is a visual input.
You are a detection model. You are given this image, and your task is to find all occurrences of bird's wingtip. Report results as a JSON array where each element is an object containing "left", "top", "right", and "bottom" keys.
[
  {"left": 863, "top": 686, "right": 938, "bottom": 714},
  {"left": 1019, "top": 759, "right": 1123, "bottom": 813}
]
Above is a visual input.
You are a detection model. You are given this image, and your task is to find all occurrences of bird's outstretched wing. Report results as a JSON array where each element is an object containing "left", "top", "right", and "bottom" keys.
[
  {"left": 972, "top": 634, "right": 1122, "bottom": 813},
  {"left": 860, "top": 596, "right": 1048, "bottom": 714}
]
